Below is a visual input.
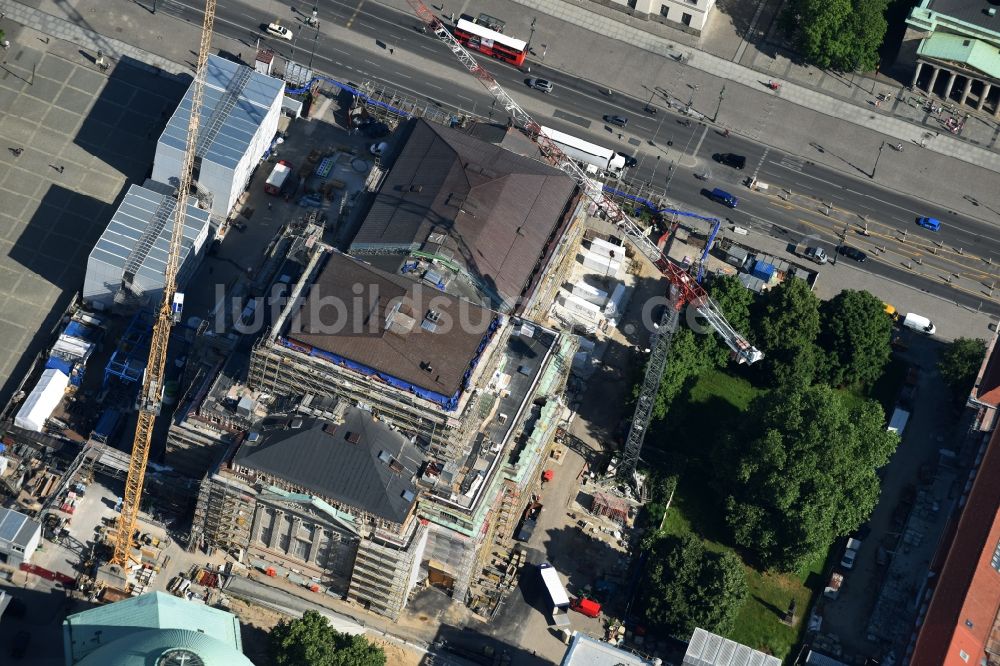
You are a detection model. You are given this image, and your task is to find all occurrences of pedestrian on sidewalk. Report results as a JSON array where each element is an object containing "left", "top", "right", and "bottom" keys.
[
  {"left": 10, "top": 147, "right": 22, "bottom": 156},
  {"left": 267, "top": 201, "right": 272, "bottom": 210},
  {"left": 57, "top": 165, "right": 64, "bottom": 173}
]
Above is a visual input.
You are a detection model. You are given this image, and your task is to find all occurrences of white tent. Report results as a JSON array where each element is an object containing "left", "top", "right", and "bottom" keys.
[{"left": 14, "top": 368, "right": 69, "bottom": 432}]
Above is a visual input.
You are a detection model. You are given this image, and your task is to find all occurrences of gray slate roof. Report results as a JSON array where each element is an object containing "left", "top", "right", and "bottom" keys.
[
  {"left": 159, "top": 55, "right": 284, "bottom": 169},
  {"left": 350, "top": 119, "right": 576, "bottom": 309},
  {"left": 287, "top": 251, "right": 496, "bottom": 399},
  {"left": 234, "top": 408, "right": 422, "bottom": 523}
]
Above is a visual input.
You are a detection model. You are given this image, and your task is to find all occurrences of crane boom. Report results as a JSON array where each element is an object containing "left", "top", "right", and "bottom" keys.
[
  {"left": 406, "top": 0, "right": 760, "bottom": 364},
  {"left": 112, "top": 0, "right": 217, "bottom": 567}
]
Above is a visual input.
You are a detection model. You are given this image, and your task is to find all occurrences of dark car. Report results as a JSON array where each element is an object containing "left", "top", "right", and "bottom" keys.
[
  {"left": 713, "top": 153, "right": 746, "bottom": 170},
  {"left": 708, "top": 187, "right": 738, "bottom": 208},
  {"left": 838, "top": 245, "right": 868, "bottom": 262},
  {"left": 604, "top": 114, "right": 628, "bottom": 128},
  {"left": 617, "top": 152, "right": 638, "bottom": 168},
  {"left": 10, "top": 630, "right": 30, "bottom": 659}
]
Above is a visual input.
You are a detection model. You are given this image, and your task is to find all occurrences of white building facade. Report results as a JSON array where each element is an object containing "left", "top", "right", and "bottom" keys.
[
  {"left": 599, "top": 0, "right": 715, "bottom": 35},
  {"left": 153, "top": 55, "right": 285, "bottom": 222}
]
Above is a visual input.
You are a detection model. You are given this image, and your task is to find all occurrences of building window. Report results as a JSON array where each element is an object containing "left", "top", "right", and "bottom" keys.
[
  {"left": 686, "top": 0, "right": 698, "bottom": 4},
  {"left": 682, "top": 12, "right": 693, "bottom": 26},
  {"left": 660, "top": 5, "right": 668, "bottom": 17},
  {"left": 992, "top": 538, "right": 1000, "bottom": 571},
  {"left": 959, "top": 651, "right": 969, "bottom": 663}
]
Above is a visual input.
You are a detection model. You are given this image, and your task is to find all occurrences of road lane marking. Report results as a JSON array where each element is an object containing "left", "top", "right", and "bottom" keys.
[{"left": 345, "top": 0, "right": 365, "bottom": 28}]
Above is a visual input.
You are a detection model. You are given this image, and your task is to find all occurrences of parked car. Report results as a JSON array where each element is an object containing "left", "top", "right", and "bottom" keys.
[
  {"left": 265, "top": 22, "right": 294, "bottom": 40},
  {"left": 840, "top": 537, "right": 862, "bottom": 570},
  {"left": 916, "top": 216, "right": 941, "bottom": 231},
  {"left": 527, "top": 78, "right": 553, "bottom": 93},
  {"left": 707, "top": 187, "right": 738, "bottom": 208},
  {"left": 712, "top": 153, "right": 746, "bottom": 170},
  {"left": 617, "top": 152, "right": 638, "bottom": 168},
  {"left": 604, "top": 114, "right": 628, "bottom": 128},
  {"left": 838, "top": 245, "right": 868, "bottom": 262},
  {"left": 804, "top": 246, "right": 828, "bottom": 265}
]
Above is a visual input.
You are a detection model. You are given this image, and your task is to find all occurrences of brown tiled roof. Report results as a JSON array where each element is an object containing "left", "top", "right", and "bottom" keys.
[
  {"left": 910, "top": 427, "right": 1000, "bottom": 665},
  {"left": 284, "top": 251, "right": 496, "bottom": 400},
  {"left": 976, "top": 335, "right": 1000, "bottom": 407},
  {"left": 350, "top": 119, "right": 576, "bottom": 310}
]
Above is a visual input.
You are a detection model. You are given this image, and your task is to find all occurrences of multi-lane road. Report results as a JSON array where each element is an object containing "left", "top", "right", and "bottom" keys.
[{"left": 156, "top": 0, "right": 1000, "bottom": 313}]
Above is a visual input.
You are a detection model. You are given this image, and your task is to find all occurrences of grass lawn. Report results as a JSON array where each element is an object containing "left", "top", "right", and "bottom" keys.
[{"left": 651, "top": 369, "right": 821, "bottom": 662}]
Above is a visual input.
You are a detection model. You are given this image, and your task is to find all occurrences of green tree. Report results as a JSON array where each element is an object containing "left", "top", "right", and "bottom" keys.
[
  {"left": 648, "top": 326, "right": 714, "bottom": 419},
  {"left": 818, "top": 289, "right": 892, "bottom": 388},
  {"left": 641, "top": 533, "right": 747, "bottom": 639},
  {"left": 723, "top": 385, "right": 897, "bottom": 570},
  {"left": 938, "top": 338, "right": 987, "bottom": 400},
  {"left": 271, "top": 611, "right": 386, "bottom": 666},
  {"left": 753, "top": 278, "right": 821, "bottom": 387},
  {"left": 781, "top": 0, "right": 887, "bottom": 71}
]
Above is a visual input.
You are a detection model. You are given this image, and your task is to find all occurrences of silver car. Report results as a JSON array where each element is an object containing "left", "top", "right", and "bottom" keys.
[{"left": 527, "top": 78, "right": 553, "bottom": 93}]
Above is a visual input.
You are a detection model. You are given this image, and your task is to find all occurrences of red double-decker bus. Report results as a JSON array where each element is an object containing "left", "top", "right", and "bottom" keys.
[{"left": 453, "top": 18, "right": 528, "bottom": 67}]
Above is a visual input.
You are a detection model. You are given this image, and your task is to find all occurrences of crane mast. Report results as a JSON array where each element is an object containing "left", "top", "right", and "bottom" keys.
[
  {"left": 406, "top": 1, "right": 761, "bottom": 487},
  {"left": 112, "top": 0, "right": 217, "bottom": 567}
]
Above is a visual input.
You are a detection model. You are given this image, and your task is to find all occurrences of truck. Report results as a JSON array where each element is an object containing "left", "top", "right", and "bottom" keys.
[
  {"left": 264, "top": 160, "right": 293, "bottom": 195},
  {"left": 901, "top": 312, "right": 936, "bottom": 335},
  {"left": 538, "top": 563, "right": 571, "bottom": 627},
  {"left": 515, "top": 501, "right": 542, "bottom": 543},
  {"left": 539, "top": 126, "right": 626, "bottom": 176}
]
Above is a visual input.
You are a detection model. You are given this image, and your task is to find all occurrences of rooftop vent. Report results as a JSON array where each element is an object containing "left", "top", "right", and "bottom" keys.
[
  {"left": 378, "top": 450, "right": 392, "bottom": 463},
  {"left": 290, "top": 417, "right": 303, "bottom": 429},
  {"left": 420, "top": 361, "right": 434, "bottom": 373},
  {"left": 346, "top": 431, "right": 361, "bottom": 444},
  {"left": 421, "top": 309, "right": 442, "bottom": 332},
  {"left": 989, "top": 7, "right": 997, "bottom": 17},
  {"left": 427, "top": 232, "right": 447, "bottom": 245},
  {"left": 389, "top": 459, "right": 405, "bottom": 474},
  {"left": 402, "top": 489, "right": 416, "bottom": 503},
  {"left": 409, "top": 185, "right": 423, "bottom": 193},
  {"left": 322, "top": 423, "right": 338, "bottom": 436},
  {"left": 246, "top": 432, "right": 261, "bottom": 444}
]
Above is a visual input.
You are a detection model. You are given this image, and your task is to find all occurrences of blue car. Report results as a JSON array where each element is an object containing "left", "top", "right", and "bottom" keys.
[
  {"left": 916, "top": 217, "right": 941, "bottom": 231},
  {"left": 709, "top": 188, "right": 738, "bottom": 208}
]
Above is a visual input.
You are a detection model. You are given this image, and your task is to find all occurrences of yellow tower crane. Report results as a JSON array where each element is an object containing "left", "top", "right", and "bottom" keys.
[{"left": 111, "top": 0, "right": 217, "bottom": 567}]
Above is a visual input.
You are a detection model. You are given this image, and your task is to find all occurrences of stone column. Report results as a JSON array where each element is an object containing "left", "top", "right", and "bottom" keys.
[
  {"left": 960, "top": 78, "right": 974, "bottom": 106},
  {"left": 310, "top": 524, "right": 323, "bottom": 565},
  {"left": 927, "top": 66, "right": 941, "bottom": 97},
  {"left": 268, "top": 510, "right": 283, "bottom": 548},
  {"left": 911, "top": 61, "right": 924, "bottom": 89},
  {"left": 944, "top": 71, "right": 958, "bottom": 100},
  {"left": 979, "top": 82, "right": 992, "bottom": 111},
  {"left": 288, "top": 517, "right": 301, "bottom": 556}
]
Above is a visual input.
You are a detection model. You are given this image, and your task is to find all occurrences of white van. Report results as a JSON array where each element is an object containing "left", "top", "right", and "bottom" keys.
[{"left": 902, "top": 312, "right": 936, "bottom": 335}]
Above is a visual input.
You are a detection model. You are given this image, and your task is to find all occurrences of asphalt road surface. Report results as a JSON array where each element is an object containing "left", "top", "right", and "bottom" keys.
[{"left": 154, "top": 0, "right": 1000, "bottom": 313}]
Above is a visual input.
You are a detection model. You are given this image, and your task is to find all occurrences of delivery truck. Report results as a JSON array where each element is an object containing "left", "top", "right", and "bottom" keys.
[{"left": 264, "top": 160, "right": 293, "bottom": 195}]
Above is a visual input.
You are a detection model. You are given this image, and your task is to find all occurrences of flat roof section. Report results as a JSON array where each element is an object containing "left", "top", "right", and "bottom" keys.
[
  {"left": 926, "top": 0, "right": 1000, "bottom": 34},
  {"left": 284, "top": 252, "right": 501, "bottom": 407}
]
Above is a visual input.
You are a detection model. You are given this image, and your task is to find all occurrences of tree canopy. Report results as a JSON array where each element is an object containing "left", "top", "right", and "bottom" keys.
[
  {"left": 723, "top": 384, "right": 897, "bottom": 570},
  {"left": 818, "top": 290, "right": 892, "bottom": 387},
  {"left": 271, "top": 611, "right": 386, "bottom": 666},
  {"left": 752, "top": 278, "right": 821, "bottom": 387},
  {"left": 781, "top": 0, "right": 888, "bottom": 71},
  {"left": 641, "top": 532, "right": 748, "bottom": 639},
  {"left": 938, "top": 338, "right": 987, "bottom": 400}
]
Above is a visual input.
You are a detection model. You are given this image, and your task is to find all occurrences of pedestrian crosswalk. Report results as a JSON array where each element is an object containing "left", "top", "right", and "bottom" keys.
[{"left": 777, "top": 154, "right": 806, "bottom": 173}]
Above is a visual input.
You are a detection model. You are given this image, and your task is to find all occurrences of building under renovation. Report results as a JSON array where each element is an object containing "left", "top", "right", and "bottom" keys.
[
  {"left": 153, "top": 54, "right": 285, "bottom": 221},
  {"left": 192, "top": 405, "right": 427, "bottom": 619},
  {"left": 350, "top": 118, "right": 578, "bottom": 313},
  {"left": 246, "top": 247, "right": 575, "bottom": 602}
]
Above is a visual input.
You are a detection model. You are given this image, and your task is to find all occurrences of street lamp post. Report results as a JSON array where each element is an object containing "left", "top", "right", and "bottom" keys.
[
  {"left": 713, "top": 84, "right": 725, "bottom": 122},
  {"left": 528, "top": 18, "right": 536, "bottom": 50},
  {"left": 871, "top": 141, "right": 885, "bottom": 179}
]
